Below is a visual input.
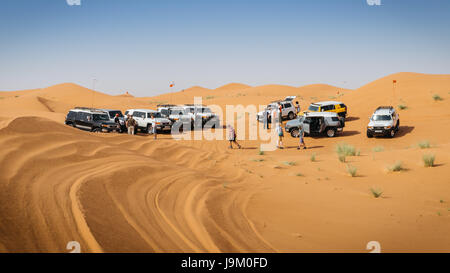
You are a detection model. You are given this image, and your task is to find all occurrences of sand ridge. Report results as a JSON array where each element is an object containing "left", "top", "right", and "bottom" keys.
[{"left": 0, "top": 72, "right": 449, "bottom": 252}]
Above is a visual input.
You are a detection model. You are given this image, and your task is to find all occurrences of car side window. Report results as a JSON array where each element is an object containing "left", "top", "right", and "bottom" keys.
[
  {"left": 124, "top": 111, "right": 129, "bottom": 116},
  {"left": 284, "top": 103, "right": 292, "bottom": 108}
]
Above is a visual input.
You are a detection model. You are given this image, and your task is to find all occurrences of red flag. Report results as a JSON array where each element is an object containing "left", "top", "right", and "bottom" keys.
[
  {"left": 393, "top": 80, "right": 397, "bottom": 84},
  {"left": 169, "top": 82, "right": 175, "bottom": 88}
]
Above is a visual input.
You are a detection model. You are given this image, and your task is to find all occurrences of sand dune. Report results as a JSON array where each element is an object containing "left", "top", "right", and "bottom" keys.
[{"left": 0, "top": 73, "right": 449, "bottom": 252}]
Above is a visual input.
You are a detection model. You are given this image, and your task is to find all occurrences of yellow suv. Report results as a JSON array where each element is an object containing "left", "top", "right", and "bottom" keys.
[{"left": 304, "top": 101, "right": 348, "bottom": 118}]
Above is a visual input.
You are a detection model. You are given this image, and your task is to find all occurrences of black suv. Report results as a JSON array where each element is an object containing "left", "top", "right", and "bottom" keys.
[{"left": 65, "top": 108, "right": 119, "bottom": 133}]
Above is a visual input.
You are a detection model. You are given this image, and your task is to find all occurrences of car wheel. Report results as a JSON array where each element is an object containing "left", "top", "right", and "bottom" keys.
[
  {"left": 367, "top": 130, "right": 373, "bottom": 138},
  {"left": 92, "top": 127, "right": 101, "bottom": 133},
  {"left": 389, "top": 129, "right": 395, "bottom": 138},
  {"left": 326, "top": 128, "right": 336, "bottom": 137},
  {"left": 290, "top": 128, "right": 299, "bottom": 138},
  {"left": 288, "top": 112, "right": 295, "bottom": 120},
  {"left": 146, "top": 124, "right": 152, "bottom": 134}
]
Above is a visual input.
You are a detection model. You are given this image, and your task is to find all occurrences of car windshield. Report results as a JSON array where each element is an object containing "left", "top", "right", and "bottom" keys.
[
  {"left": 93, "top": 114, "right": 110, "bottom": 121},
  {"left": 372, "top": 115, "right": 392, "bottom": 121},
  {"left": 108, "top": 111, "right": 123, "bottom": 118},
  {"left": 308, "top": 105, "right": 319, "bottom": 111},
  {"left": 199, "top": 108, "right": 211, "bottom": 113},
  {"left": 148, "top": 112, "right": 161, "bottom": 118}
]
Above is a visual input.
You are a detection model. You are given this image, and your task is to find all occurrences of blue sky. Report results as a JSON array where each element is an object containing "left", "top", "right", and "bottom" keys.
[{"left": 1, "top": 0, "right": 449, "bottom": 96}]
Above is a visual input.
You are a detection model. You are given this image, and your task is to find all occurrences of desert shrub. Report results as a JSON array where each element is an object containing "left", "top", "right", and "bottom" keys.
[
  {"left": 422, "top": 154, "right": 435, "bottom": 167},
  {"left": 283, "top": 161, "right": 296, "bottom": 166},
  {"left": 205, "top": 96, "right": 215, "bottom": 100},
  {"left": 346, "top": 165, "right": 357, "bottom": 177},
  {"left": 336, "top": 143, "right": 357, "bottom": 156},
  {"left": 295, "top": 173, "right": 304, "bottom": 177},
  {"left": 432, "top": 94, "right": 443, "bottom": 101},
  {"left": 398, "top": 104, "right": 408, "bottom": 110},
  {"left": 370, "top": 188, "right": 383, "bottom": 198},
  {"left": 338, "top": 154, "right": 346, "bottom": 163},
  {"left": 372, "top": 146, "right": 384, "bottom": 152},
  {"left": 388, "top": 161, "right": 403, "bottom": 172},
  {"left": 258, "top": 150, "right": 265, "bottom": 155},
  {"left": 418, "top": 140, "right": 430, "bottom": 149},
  {"left": 310, "top": 153, "right": 316, "bottom": 162}
]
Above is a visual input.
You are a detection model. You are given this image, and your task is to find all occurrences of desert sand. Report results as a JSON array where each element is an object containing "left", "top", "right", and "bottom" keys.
[{"left": 0, "top": 72, "right": 449, "bottom": 253}]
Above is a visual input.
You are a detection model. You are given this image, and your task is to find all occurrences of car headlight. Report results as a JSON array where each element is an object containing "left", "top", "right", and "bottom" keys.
[
  {"left": 385, "top": 126, "right": 392, "bottom": 129},
  {"left": 368, "top": 126, "right": 373, "bottom": 129},
  {"left": 156, "top": 122, "right": 161, "bottom": 125},
  {"left": 102, "top": 124, "right": 107, "bottom": 127}
]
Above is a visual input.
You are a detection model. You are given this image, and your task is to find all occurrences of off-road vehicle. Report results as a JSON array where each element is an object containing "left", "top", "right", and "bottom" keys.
[
  {"left": 157, "top": 104, "right": 193, "bottom": 129},
  {"left": 65, "top": 108, "right": 119, "bottom": 133},
  {"left": 285, "top": 112, "right": 345, "bottom": 138},
  {"left": 182, "top": 104, "right": 220, "bottom": 128},
  {"left": 99, "top": 109, "right": 126, "bottom": 133},
  {"left": 304, "top": 101, "right": 347, "bottom": 118},
  {"left": 257, "top": 96, "right": 297, "bottom": 123},
  {"left": 124, "top": 109, "right": 172, "bottom": 133},
  {"left": 367, "top": 106, "right": 400, "bottom": 138}
]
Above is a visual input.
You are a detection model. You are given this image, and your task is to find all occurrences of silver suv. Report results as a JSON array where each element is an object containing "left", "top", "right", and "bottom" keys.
[
  {"left": 182, "top": 104, "right": 220, "bottom": 128},
  {"left": 367, "top": 106, "right": 400, "bottom": 138},
  {"left": 285, "top": 112, "right": 345, "bottom": 138},
  {"left": 157, "top": 105, "right": 192, "bottom": 129},
  {"left": 257, "top": 96, "right": 297, "bottom": 123}
]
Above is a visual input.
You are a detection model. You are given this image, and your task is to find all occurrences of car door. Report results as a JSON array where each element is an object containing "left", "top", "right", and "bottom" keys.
[
  {"left": 282, "top": 103, "right": 292, "bottom": 117},
  {"left": 134, "top": 111, "right": 145, "bottom": 127},
  {"left": 318, "top": 117, "right": 326, "bottom": 132},
  {"left": 303, "top": 117, "right": 311, "bottom": 134},
  {"left": 77, "top": 112, "right": 90, "bottom": 130}
]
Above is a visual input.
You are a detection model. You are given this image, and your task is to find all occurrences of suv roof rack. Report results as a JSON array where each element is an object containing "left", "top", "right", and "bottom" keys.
[
  {"left": 75, "top": 107, "right": 99, "bottom": 111},
  {"left": 376, "top": 106, "right": 394, "bottom": 111},
  {"left": 156, "top": 104, "right": 178, "bottom": 108},
  {"left": 183, "top": 104, "right": 207, "bottom": 107}
]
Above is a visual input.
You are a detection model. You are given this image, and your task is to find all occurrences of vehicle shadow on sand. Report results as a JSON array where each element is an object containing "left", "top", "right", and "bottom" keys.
[
  {"left": 345, "top": 116, "right": 360, "bottom": 122},
  {"left": 396, "top": 126, "right": 415, "bottom": 137},
  {"left": 339, "top": 130, "right": 360, "bottom": 137},
  {"left": 286, "top": 145, "right": 324, "bottom": 150}
]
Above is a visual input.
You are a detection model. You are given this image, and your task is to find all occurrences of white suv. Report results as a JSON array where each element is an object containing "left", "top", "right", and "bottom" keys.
[
  {"left": 124, "top": 109, "right": 172, "bottom": 133},
  {"left": 157, "top": 105, "right": 192, "bottom": 128},
  {"left": 257, "top": 96, "right": 297, "bottom": 123},
  {"left": 182, "top": 105, "right": 220, "bottom": 128},
  {"left": 367, "top": 106, "right": 400, "bottom": 138}
]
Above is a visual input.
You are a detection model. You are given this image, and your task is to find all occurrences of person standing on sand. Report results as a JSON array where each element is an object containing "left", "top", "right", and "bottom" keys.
[
  {"left": 297, "top": 124, "right": 307, "bottom": 150},
  {"left": 276, "top": 123, "right": 284, "bottom": 149},
  {"left": 263, "top": 109, "right": 268, "bottom": 129},
  {"left": 278, "top": 103, "right": 283, "bottom": 122},
  {"left": 150, "top": 114, "right": 157, "bottom": 140},
  {"left": 126, "top": 114, "right": 136, "bottom": 135},
  {"left": 114, "top": 113, "right": 121, "bottom": 133},
  {"left": 227, "top": 124, "right": 241, "bottom": 149},
  {"left": 271, "top": 108, "right": 277, "bottom": 126},
  {"left": 295, "top": 101, "right": 300, "bottom": 115}
]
